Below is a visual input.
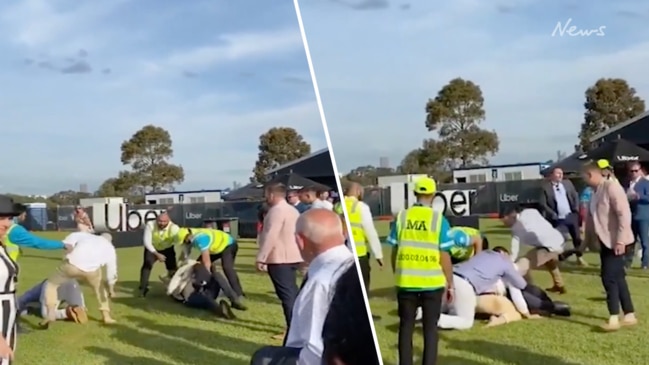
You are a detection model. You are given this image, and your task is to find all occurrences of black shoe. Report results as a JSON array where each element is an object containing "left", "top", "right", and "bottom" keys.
[
  {"left": 553, "top": 301, "right": 571, "bottom": 317},
  {"left": 231, "top": 300, "right": 248, "bottom": 311},
  {"left": 38, "top": 320, "right": 50, "bottom": 330},
  {"left": 219, "top": 300, "right": 236, "bottom": 320},
  {"left": 372, "top": 314, "right": 382, "bottom": 320},
  {"left": 139, "top": 287, "right": 149, "bottom": 297}
]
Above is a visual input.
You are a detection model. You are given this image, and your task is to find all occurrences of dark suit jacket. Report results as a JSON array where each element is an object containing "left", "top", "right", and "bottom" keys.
[
  {"left": 624, "top": 178, "right": 649, "bottom": 221},
  {"left": 539, "top": 179, "right": 579, "bottom": 221},
  {"left": 292, "top": 202, "right": 309, "bottom": 214}
]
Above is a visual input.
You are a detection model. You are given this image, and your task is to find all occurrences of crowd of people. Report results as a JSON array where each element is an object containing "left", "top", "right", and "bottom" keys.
[
  {"left": 339, "top": 159, "right": 641, "bottom": 365},
  {"left": 0, "top": 180, "right": 378, "bottom": 365}
]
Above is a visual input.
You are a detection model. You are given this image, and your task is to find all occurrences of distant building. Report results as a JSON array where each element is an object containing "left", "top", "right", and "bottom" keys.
[
  {"left": 452, "top": 162, "right": 550, "bottom": 183},
  {"left": 79, "top": 183, "right": 88, "bottom": 193},
  {"left": 144, "top": 189, "right": 224, "bottom": 205},
  {"left": 379, "top": 156, "right": 390, "bottom": 168}
]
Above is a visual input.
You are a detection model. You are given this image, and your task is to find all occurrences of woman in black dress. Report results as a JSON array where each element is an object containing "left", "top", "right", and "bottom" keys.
[{"left": 0, "top": 196, "right": 21, "bottom": 363}]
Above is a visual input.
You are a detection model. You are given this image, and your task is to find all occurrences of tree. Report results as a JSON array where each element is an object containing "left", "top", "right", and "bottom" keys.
[
  {"left": 398, "top": 139, "right": 452, "bottom": 183},
  {"left": 120, "top": 125, "right": 184, "bottom": 192},
  {"left": 425, "top": 78, "right": 499, "bottom": 167},
  {"left": 578, "top": 78, "right": 645, "bottom": 151},
  {"left": 49, "top": 190, "right": 91, "bottom": 206},
  {"left": 252, "top": 127, "right": 311, "bottom": 182}
]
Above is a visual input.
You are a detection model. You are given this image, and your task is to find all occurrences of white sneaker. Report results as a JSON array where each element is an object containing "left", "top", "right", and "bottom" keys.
[{"left": 415, "top": 307, "right": 422, "bottom": 321}]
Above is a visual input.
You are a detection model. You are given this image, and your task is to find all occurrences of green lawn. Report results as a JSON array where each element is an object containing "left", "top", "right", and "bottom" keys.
[
  {"left": 18, "top": 233, "right": 285, "bottom": 365},
  {"left": 370, "top": 219, "right": 649, "bottom": 365}
]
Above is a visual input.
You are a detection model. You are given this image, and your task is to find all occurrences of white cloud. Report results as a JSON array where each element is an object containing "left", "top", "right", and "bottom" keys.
[
  {"left": 300, "top": 0, "right": 649, "bottom": 172},
  {"left": 164, "top": 29, "right": 303, "bottom": 72}
]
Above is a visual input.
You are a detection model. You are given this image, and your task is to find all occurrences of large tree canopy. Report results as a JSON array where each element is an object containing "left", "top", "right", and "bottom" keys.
[
  {"left": 252, "top": 127, "right": 311, "bottom": 182},
  {"left": 578, "top": 78, "right": 645, "bottom": 151},
  {"left": 425, "top": 78, "right": 499, "bottom": 167}
]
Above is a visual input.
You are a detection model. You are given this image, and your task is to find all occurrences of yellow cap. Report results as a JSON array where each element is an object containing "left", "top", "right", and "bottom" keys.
[
  {"left": 413, "top": 177, "right": 437, "bottom": 195},
  {"left": 596, "top": 159, "right": 611, "bottom": 169}
]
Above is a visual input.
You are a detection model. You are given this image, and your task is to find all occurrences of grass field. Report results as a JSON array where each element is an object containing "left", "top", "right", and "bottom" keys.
[
  {"left": 370, "top": 220, "right": 649, "bottom": 365},
  {"left": 18, "top": 232, "right": 286, "bottom": 365},
  {"left": 16, "top": 223, "right": 649, "bottom": 365}
]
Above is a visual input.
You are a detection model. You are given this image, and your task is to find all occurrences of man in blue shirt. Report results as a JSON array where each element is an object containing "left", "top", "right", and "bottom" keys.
[
  {"left": 439, "top": 247, "right": 528, "bottom": 330},
  {"left": 6, "top": 204, "right": 65, "bottom": 255},
  {"left": 624, "top": 162, "right": 649, "bottom": 269}
]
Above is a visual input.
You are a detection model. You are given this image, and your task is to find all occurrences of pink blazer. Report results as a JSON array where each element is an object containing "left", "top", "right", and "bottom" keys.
[
  {"left": 257, "top": 200, "right": 303, "bottom": 264},
  {"left": 585, "top": 180, "right": 634, "bottom": 249}
]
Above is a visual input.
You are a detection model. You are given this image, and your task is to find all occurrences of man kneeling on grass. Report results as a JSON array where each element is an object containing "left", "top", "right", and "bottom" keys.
[
  {"left": 18, "top": 279, "right": 87, "bottom": 324},
  {"left": 165, "top": 260, "right": 237, "bottom": 320}
]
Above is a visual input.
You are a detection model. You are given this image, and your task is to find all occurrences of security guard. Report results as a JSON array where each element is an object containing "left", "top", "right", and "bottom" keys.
[
  {"left": 3, "top": 203, "right": 66, "bottom": 334},
  {"left": 386, "top": 177, "right": 454, "bottom": 365},
  {"left": 139, "top": 212, "right": 181, "bottom": 297},
  {"left": 5, "top": 204, "right": 65, "bottom": 261},
  {"left": 179, "top": 227, "right": 247, "bottom": 311},
  {"left": 337, "top": 182, "right": 383, "bottom": 292},
  {"left": 447, "top": 226, "right": 489, "bottom": 264}
]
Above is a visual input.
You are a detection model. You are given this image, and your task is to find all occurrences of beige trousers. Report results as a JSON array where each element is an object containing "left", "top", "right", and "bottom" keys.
[
  {"left": 43, "top": 261, "right": 110, "bottom": 321},
  {"left": 516, "top": 247, "right": 564, "bottom": 287},
  {"left": 476, "top": 294, "right": 522, "bottom": 325}
]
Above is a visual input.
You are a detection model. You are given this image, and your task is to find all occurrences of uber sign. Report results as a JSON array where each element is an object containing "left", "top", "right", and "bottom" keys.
[
  {"left": 93, "top": 203, "right": 165, "bottom": 232},
  {"left": 431, "top": 190, "right": 473, "bottom": 216}
]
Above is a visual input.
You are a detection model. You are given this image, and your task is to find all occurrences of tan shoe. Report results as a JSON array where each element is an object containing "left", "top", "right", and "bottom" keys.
[
  {"left": 577, "top": 257, "right": 589, "bottom": 267},
  {"left": 66, "top": 306, "right": 88, "bottom": 324},
  {"left": 101, "top": 310, "right": 116, "bottom": 324},
  {"left": 271, "top": 331, "right": 286, "bottom": 340},
  {"left": 622, "top": 314, "right": 638, "bottom": 326},
  {"left": 600, "top": 321, "right": 621, "bottom": 332}
]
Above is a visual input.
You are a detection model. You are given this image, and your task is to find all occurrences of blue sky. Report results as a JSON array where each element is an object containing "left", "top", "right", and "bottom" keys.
[
  {"left": 0, "top": 0, "right": 325, "bottom": 194},
  {"left": 298, "top": 0, "right": 649, "bottom": 173}
]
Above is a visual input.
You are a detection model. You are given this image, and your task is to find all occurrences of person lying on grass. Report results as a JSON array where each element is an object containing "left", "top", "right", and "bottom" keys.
[
  {"left": 164, "top": 260, "right": 238, "bottom": 320},
  {"left": 18, "top": 279, "right": 88, "bottom": 324}
]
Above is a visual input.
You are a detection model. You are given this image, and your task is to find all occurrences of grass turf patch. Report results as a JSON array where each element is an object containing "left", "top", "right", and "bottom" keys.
[
  {"left": 370, "top": 219, "right": 649, "bottom": 365},
  {"left": 18, "top": 232, "right": 285, "bottom": 365}
]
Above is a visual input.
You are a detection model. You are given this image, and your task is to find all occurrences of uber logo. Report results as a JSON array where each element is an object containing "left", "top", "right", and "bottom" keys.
[{"left": 431, "top": 190, "right": 473, "bottom": 216}]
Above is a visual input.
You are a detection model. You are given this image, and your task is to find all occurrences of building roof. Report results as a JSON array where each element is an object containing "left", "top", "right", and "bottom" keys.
[
  {"left": 453, "top": 162, "right": 545, "bottom": 172},
  {"left": 265, "top": 147, "right": 329, "bottom": 175},
  {"left": 145, "top": 189, "right": 222, "bottom": 196},
  {"left": 589, "top": 110, "right": 649, "bottom": 142}
]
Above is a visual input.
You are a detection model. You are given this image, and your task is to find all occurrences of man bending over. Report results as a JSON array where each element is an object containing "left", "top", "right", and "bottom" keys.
[
  {"left": 166, "top": 260, "right": 237, "bottom": 319},
  {"left": 18, "top": 279, "right": 87, "bottom": 323}
]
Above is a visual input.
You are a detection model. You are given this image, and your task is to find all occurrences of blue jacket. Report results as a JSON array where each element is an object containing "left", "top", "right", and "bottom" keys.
[
  {"left": 628, "top": 179, "right": 649, "bottom": 221},
  {"left": 293, "top": 202, "right": 309, "bottom": 214},
  {"left": 7, "top": 224, "right": 65, "bottom": 250}
]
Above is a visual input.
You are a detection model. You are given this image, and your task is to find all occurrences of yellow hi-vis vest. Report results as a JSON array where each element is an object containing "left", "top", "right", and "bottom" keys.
[
  {"left": 4, "top": 224, "right": 20, "bottom": 262},
  {"left": 192, "top": 228, "right": 231, "bottom": 254},
  {"left": 152, "top": 223, "right": 180, "bottom": 251},
  {"left": 345, "top": 197, "right": 367, "bottom": 257},
  {"left": 394, "top": 206, "right": 446, "bottom": 290}
]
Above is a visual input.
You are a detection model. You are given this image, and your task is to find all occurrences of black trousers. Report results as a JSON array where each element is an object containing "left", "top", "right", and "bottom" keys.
[
  {"left": 206, "top": 243, "right": 244, "bottom": 297},
  {"left": 250, "top": 346, "right": 300, "bottom": 365},
  {"left": 552, "top": 213, "right": 583, "bottom": 257},
  {"left": 192, "top": 264, "right": 240, "bottom": 303},
  {"left": 397, "top": 289, "right": 444, "bottom": 365},
  {"left": 358, "top": 254, "right": 371, "bottom": 293},
  {"left": 600, "top": 243, "right": 635, "bottom": 315},
  {"left": 267, "top": 263, "right": 300, "bottom": 327},
  {"left": 139, "top": 246, "right": 177, "bottom": 291}
]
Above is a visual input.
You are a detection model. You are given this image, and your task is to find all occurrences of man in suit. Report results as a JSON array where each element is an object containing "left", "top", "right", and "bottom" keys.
[
  {"left": 582, "top": 160, "right": 637, "bottom": 331},
  {"left": 287, "top": 190, "right": 309, "bottom": 213},
  {"left": 623, "top": 162, "right": 649, "bottom": 269},
  {"left": 257, "top": 183, "right": 302, "bottom": 340},
  {"left": 539, "top": 167, "right": 586, "bottom": 266}
]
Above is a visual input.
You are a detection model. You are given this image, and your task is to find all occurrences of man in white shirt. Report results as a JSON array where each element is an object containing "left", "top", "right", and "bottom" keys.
[
  {"left": 502, "top": 206, "right": 567, "bottom": 293},
  {"left": 311, "top": 189, "right": 334, "bottom": 210},
  {"left": 285, "top": 208, "right": 354, "bottom": 365},
  {"left": 40, "top": 232, "right": 118, "bottom": 328},
  {"left": 139, "top": 212, "right": 181, "bottom": 297}
]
